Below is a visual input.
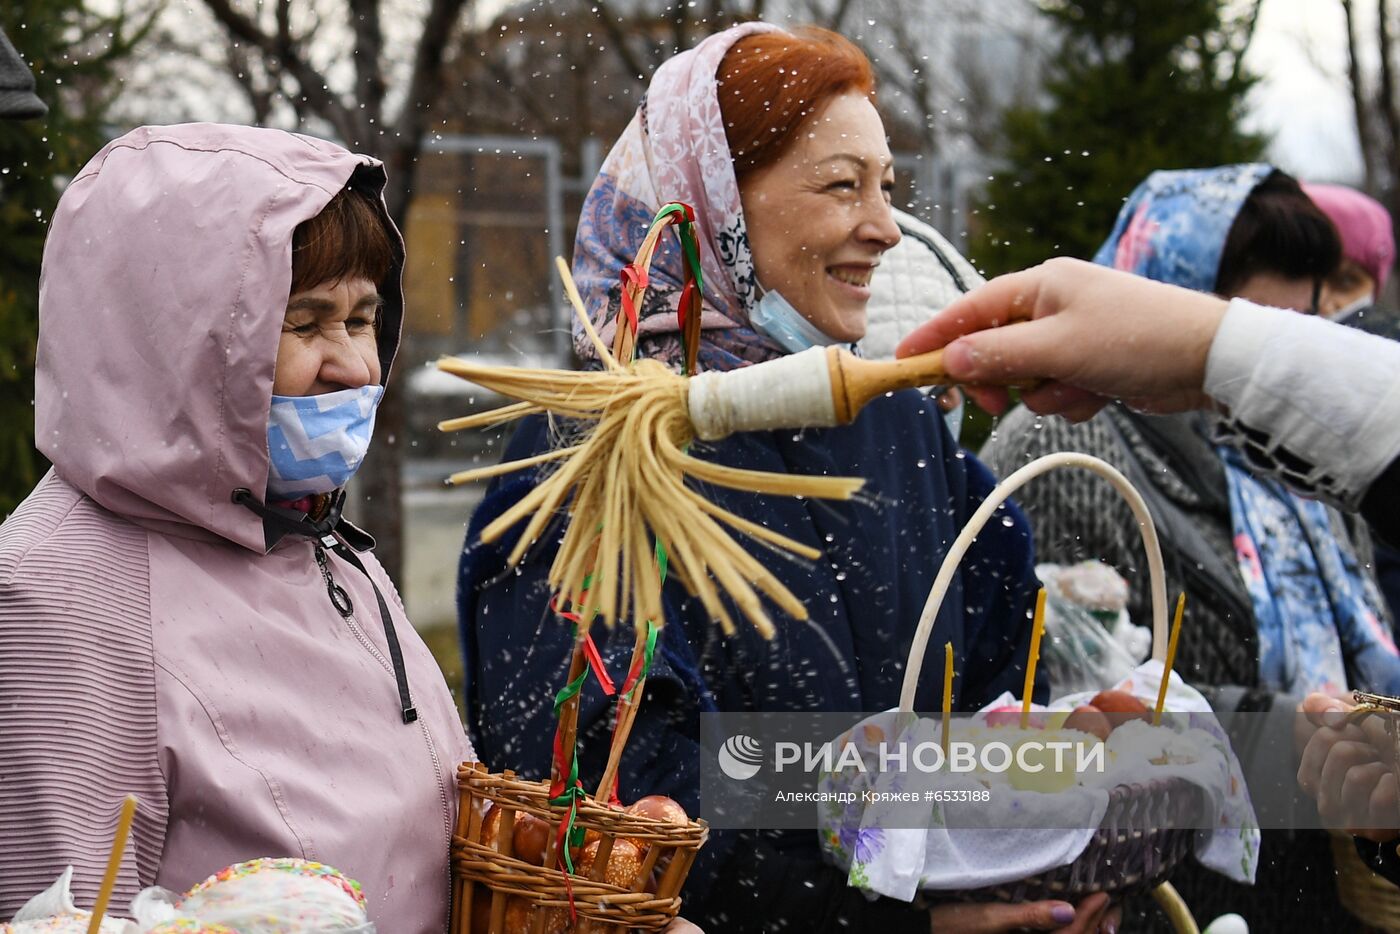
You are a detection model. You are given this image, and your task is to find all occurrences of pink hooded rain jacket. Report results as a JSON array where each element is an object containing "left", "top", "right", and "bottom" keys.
[{"left": 0, "top": 123, "right": 473, "bottom": 932}]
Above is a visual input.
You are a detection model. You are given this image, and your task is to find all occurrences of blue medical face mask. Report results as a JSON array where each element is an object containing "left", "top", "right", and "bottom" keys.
[
  {"left": 266, "top": 384, "right": 384, "bottom": 500},
  {"left": 749, "top": 287, "right": 840, "bottom": 354}
]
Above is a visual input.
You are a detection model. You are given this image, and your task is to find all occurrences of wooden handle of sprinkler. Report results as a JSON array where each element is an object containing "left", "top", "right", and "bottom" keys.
[{"left": 826, "top": 346, "right": 949, "bottom": 423}]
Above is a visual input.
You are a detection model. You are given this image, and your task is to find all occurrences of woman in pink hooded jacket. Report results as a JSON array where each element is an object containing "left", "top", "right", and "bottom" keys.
[{"left": 0, "top": 123, "right": 474, "bottom": 930}]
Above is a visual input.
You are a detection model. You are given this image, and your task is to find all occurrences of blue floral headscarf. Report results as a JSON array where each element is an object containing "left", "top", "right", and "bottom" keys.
[
  {"left": 1095, "top": 164, "right": 1400, "bottom": 694},
  {"left": 1092, "top": 164, "right": 1273, "bottom": 292}
]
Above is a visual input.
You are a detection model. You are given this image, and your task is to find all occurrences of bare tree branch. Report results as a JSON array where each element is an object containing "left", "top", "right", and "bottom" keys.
[
  {"left": 373, "top": 0, "right": 472, "bottom": 587},
  {"left": 197, "top": 0, "right": 357, "bottom": 140},
  {"left": 868, "top": 0, "right": 948, "bottom": 152},
  {"left": 481, "top": 55, "right": 556, "bottom": 132},
  {"left": 591, "top": 0, "right": 650, "bottom": 84},
  {"left": 349, "top": 0, "right": 388, "bottom": 128},
  {"left": 272, "top": 0, "right": 363, "bottom": 138},
  {"left": 226, "top": 37, "right": 276, "bottom": 124},
  {"left": 1343, "top": 0, "right": 1382, "bottom": 190},
  {"left": 386, "top": 0, "right": 470, "bottom": 216},
  {"left": 1379, "top": 0, "right": 1400, "bottom": 177},
  {"left": 276, "top": 70, "right": 311, "bottom": 126},
  {"left": 74, "top": 0, "right": 162, "bottom": 67},
  {"left": 1229, "top": 0, "right": 1263, "bottom": 84}
]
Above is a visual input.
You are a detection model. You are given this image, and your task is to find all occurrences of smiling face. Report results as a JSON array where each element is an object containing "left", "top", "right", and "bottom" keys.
[
  {"left": 738, "top": 92, "right": 901, "bottom": 343},
  {"left": 273, "top": 276, "right": 384, "bottom": 396}
]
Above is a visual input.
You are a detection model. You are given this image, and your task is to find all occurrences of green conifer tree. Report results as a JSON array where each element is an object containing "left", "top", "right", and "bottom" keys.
[
  {"left": 0, "top": 1, "right": 151, "bottom": 516},
  {"left": 972, "top": 0, "right": 1266, "bottom": 276}
]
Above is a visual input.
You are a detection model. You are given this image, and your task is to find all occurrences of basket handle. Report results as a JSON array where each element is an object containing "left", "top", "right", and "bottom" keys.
[
  {"left": 549, "top": 626, "right": 590, "bottom": 792},
  {"left": 593, "top": 623, "right": 652, "bottom": 803},
  {"left": 615, "top": 203, "right": 703, "bottom": 370},
  {"left": 898, "top": 452, "right": 1169, "bottom": 713},
  {"left": 580, "top": 201, "right": 702, "bottom": 803}
]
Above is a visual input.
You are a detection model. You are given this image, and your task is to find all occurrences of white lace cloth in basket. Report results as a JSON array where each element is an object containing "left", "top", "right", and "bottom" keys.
[{"left": 817, "top": 660, "right": 1261, "bottom": 902}]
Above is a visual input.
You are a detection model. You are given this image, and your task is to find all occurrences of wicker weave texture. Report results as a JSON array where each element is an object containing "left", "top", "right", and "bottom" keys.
[
  {"left": 1330, "top": 831, "right": 1400, "bottom": 932},
  {"left": 954, "top": 778, "right": 1205, "bottom": 902},
  {"left": 451, "top": 763, "right": 709, "bottom": 933}
]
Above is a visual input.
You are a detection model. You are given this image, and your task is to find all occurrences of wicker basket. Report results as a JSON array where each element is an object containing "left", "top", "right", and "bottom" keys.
[
  {"left": 901, "top": 453, "right": 1204, "bottom": 918},
  {"left": 1330, "top": 829, "right": 1400, "bottom": 932},
  {"left": 449, "top": 622, "right": 709, "bottom": 933},
  {"left": 957, "top": 778, "right": 1205, "bottom": 901},
  {"left": 451, "top": 763, "right": 708, "bottom": 933}
]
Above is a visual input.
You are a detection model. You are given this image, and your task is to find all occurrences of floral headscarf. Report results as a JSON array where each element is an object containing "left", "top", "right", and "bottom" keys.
[
  {"left": 1092, "top": 164, "right": 1274, "bottom": 292},
  {"left": 1095, "top": 163, "right": 1400, "bottom": 695},
  {"left": 571, "top": 22, "right": 788, "bottom": 372}
]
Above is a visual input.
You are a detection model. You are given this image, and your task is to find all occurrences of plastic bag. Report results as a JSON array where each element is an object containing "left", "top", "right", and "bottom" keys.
[{"left": 1036, "top": 562, "right": 1150, "bottom": 696}]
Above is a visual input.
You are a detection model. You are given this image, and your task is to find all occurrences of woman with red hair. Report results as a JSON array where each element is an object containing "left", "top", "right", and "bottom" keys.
[{"left": 460, "top": 24, "right": 1112, "bottom": 932}]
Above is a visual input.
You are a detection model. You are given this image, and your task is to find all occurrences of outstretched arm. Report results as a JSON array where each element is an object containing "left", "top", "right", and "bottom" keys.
[
  {"left": 897, "top": 257, "right": 1400, "bottom": 532},
  {"left": 895, "top": 258, "right": 1226, "bottom": 420}
]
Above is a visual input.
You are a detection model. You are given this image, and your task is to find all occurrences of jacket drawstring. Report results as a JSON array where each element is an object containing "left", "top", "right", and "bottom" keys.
[
  {"left": 233, "top": 488, "right": 417, "bottom": 724},
  {"left": 323, "top": 535, "right": 418, "bottom": 724}
]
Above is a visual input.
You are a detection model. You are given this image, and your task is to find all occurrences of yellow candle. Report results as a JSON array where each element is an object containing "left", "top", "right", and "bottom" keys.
[
  {"left": 1154, "top": 592, "right": 1187, "bottom": 726},
  {"left": 88, "top": 795, "right": 138, "bottom": 934},
  {"left": 942, "top": 641, "right": 954, "bottom": 754},
  {"left": 1021, "top": 589, "right": 1047, "bottom": 729}
]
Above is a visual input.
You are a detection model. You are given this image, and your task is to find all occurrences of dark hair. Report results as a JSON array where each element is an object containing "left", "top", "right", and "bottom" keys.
[
  {"left": 717, "top": 27, "right": 877, "bottom": 179},
  {"left": 290, "top": 186, "right": 395, "bottom": 295},
  {"left": 1215, "top": 170, "right": 1341, "bottom": 298}
]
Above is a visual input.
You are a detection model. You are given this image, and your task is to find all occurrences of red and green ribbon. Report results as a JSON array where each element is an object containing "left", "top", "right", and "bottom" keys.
[
  {"left": 626, "top": 621, "right": 658, "bottom": 697},
  {"left": 619, "top": 263, "right": 648, "bottom": 337},
  {"left": 549, "top": 577, "right": 620, "bottom": 696},
  {"left": 548, "top": 665, "right": 589, "bottom": 812},
  {"left": 650, "top": 202, "right": 703, "bottom": 375},
  {"left": 548, "top": 662, "right": 590, "bottom": 923},
  {"left": 617, "top": 202, "right": 703, "bottom": 376}
]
